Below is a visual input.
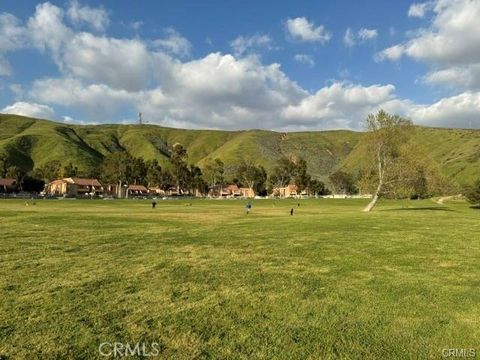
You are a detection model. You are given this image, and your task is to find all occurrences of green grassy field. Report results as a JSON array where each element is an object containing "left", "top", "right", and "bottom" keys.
[{"left": 0, "top": 199, "right": 479, "bottom": 359}]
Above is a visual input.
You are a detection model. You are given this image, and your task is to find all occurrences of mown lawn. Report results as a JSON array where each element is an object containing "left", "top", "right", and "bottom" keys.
[{"left": 0, "top": 198, "right": 479, "bottom": 359}]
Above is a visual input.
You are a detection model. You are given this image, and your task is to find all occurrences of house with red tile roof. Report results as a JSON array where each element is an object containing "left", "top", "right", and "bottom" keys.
[
  {"left": 126, "top": 184, "right": 149, "bottom": 198},
  {"left": 45, "top": 178, "right": 104, "bottom": 197},
  {"left": 272, "top": 184, "right": 308, "bottom": 198}
]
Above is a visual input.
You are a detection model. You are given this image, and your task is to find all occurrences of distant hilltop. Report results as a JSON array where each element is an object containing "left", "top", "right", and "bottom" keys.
[{"left": 1, "top": 113, "right": 479, "bottom": 185}]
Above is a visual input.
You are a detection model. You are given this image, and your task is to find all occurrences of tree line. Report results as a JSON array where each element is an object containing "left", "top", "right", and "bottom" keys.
[{"left": 1, "top": 110, "right": 478, "bottom": 209}]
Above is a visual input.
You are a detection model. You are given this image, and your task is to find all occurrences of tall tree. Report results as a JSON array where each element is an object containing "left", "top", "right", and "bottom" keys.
[
  {"left": 62, "top": 163, "right": 78, "bottom": 178},
  {"left": 170, "top": 143, "right": 189, "bottom": 194},
  {"left": 236, "top": 162, "right": 267, "bottom": 195},
  {"left": 158, "top": 170, "right": 174, "bottom": 192},
  {"left": 465, "top": 179, "right": 480, "bottom": 206},
  {"left": 145, "top": 159, "right": 162, "bottom": 187},
  {"left": 188, "top": 165, "right": 208, "bottom": 196},
  {"left": 34, "top": 160, "right": 62, "bottom": 182},
  {"left": 268, "top": 157, "right": 297, "bottom": 189},
  {"left": 0, "top": 151, "right": 10, "bottom": 177},
  {"left": 293, "top": 158, "right": 311, "bottom": 193},
  {"left": 130, "top": 157, "right": 147, "bottom": 185},
  {"left": 22, "top": 175, "right": 45, "bottom": 193},
  {"left": 360, "top": 110, "right": 414, "bottom": 212},
  {"left": 100, "top": 152, "right": 134, "bottom": 197},
  {"left": 5, "top": 166, "right": 24, "bottom": 181},
  {"left": 309, "top": 179, "right": 329, "bottom": 196},
  {"left": 329, "top": 170, "right": 357, "bottom": 195},
  {"left": 203, "top": 158, "right": 225, "bottom": 190}
]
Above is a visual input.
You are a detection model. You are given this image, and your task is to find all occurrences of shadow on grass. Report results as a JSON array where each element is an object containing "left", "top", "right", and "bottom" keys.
[{"left": 381, "top": 207, "right": 456, "bottom": 212}]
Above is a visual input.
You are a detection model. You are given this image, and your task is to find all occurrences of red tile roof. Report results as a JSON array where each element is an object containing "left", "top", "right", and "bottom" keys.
[
  {"left": 224, "top": 184, "right": 240, "bottom": 192},
  {"left": 49, "top": 179, "right": 66, "bottom": 185},
  {"left": 128, "top": 184, "right": 148, "bottom": 191},
  {"left": 66, "top": 178, "right": 103, "bottom": 187},
  {"left": 0, "top": 178, "right": 16, "bottom": 186}
]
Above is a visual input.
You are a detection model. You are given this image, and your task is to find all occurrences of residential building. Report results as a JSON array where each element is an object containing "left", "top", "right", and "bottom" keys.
[
  {"left": 45, "top": 178, "right": 104, "bottom": 197},
  {"left": 0, "top": 178, "right": 17, "bottom": 193}
]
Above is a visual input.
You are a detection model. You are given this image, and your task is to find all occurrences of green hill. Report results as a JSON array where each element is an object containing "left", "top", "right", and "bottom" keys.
[{"left": 1, "top": 114, "right": 479, "bottom": 185}]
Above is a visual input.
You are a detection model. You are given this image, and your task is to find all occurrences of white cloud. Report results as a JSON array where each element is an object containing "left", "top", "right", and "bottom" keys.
[
  {"left": 378, "top": 0, "right": 480, "bottom": 91},
  {"left": 0, "top": 13, "right": 26, "bottom": 53},
  {"left": 343, "top": 28, "right": 355, "bottom": 47},
  {"left": 343, "top": 27, "right": 377, "bottom": 47},
  {"left": 152, "top": 28, "right": 192, "bottom": 58},
  {"left": 143, "top": 53, "right": 307, "bottom": 129},
  {"left": 1, "top": 101, "right": 55, "bottom": 119},
  {"left": 423, "top": 65, "right": 480, "bottom": 90},
  {"left": 408, "top": 2, "right": 434, "bottom": 18},
  {"left": 285, "top": 17, "right": 331, "bottom": 43},
  {"left": 30, "top": 77, "right": 135, "bottom": 120},
  {"left": 63, "top": 33, "right": 151, "bottom": 91},
  {"left": 27, "top": 2, "right": 72, "bottom": 60},
  {"left": 407, "top": 92, "right": 480, "bottom": 128},
  {"left": 294, "top": 54, "right": 315, "bottom": 67},
  {"left": 358, "top": 28, "right": 378, "bottom": 41},
  {"left": 281, "top": 82, "right": 398, "bottom": 129},
  {"left": 1, "top": 1, "right": 479, "bottom": 130},
  {"left": 374, "top": 44, "right": 405, "bottom": 62},
  {"left": 66, "top": 0, "right": 109, "bottom": 32},
  {"left": 0, "top": 13, "right": 27, "bottom": 76},
  {"left": 229, "top": 34, "right": 272, "bottom": 56}
]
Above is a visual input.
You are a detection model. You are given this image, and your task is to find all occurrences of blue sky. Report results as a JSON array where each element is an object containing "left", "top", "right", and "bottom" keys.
[{"left": 1, "top": 0, "right": 479, "bottom": 130}]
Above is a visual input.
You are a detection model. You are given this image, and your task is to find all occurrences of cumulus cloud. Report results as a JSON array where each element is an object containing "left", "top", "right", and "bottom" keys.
[
  {"left": 27, "top": 2, "right": 72, "bottom": 60},
  {"left": 229, "top": 34, "right": 272, "bottom": 56},
  {"left": 282, "top": 82, "right": 399, "bottom": 129},
  {"left": 294, "top": 54, "right": 315, "bottom": 67},
  {"left": 0, "top": 13, "right": 26, "bottom": 52},
  {"left": 408, "top": 2, "right": 434, "bottom": 17},
  {"left": 143, "top": 53, "right": 308, "bottom": 129},
  {"left": 1, "top": 101, "right": 55, "bottom": 119},
  {"left": 63, "top": 33, "right": 151, "bottom": 91},
  {"left": 378, "top": 0, "right": 480, "bottom": 90},
  {"left": 1, "top": 1, "right": 479, "bottom": 130},
  {"left": 422, "top": 65, "right": 480, "bottom": 90},
  {"left": 30, "top": 77, "right": 136, "bottom": 120},
  {"left": 285, "top": 17, "right": 331, "bottom": 43},
  {"left": 152, "top": 28, "right": 192, "bottom": 58},
  {"left": 374, "top": 44, "right": 404, "bottom": 62},
  {"left": 408, "top": 92, "right": 480, "bottom": 128},
  {"left": 0, "top": 13, "right": 27, "bottom": 76},
  {"left": 66, "top": 0, "right": 109, "bottom": 32}
]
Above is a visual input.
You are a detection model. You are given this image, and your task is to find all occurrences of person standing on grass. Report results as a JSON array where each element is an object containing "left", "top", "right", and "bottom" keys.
[
  {"left": 152, "top": 201, "right": 157, "bottom": 209},
  {"left": 245, "top": 202, "right": 252, "bottom": 215},
  {"left": 290, "top": 208, "right": 294, "bottom": 216}
]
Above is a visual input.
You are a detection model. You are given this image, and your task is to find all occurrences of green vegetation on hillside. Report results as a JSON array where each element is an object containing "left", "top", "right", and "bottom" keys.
[{"left": 1, "top": 114, "right": 479, "bottom": 185}]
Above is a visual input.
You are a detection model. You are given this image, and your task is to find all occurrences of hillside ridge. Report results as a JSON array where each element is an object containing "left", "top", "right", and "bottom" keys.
[{"left": 1, "top": 114, "right": 479, "bottom": 184}]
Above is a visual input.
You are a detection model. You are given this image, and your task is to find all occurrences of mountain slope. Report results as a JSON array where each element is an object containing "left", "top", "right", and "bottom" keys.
[{"left": 0, "top": 114, "right": 479, "bottom": 185}]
